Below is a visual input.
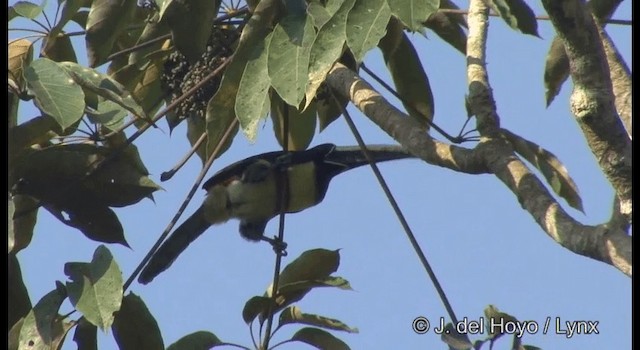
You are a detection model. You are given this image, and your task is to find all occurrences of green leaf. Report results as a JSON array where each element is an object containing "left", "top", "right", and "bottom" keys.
[
  {"left": 8, "top": 317, "right": 24, "bottom": 350},
  {"left": 424, "top": 0, "right": 467, "bottom": 54},
  {"left": 112, "top": 293, "right": 164, "bottom": 350},
  {"left": 503, "top": 129, "right": 584, "bottom": 212},
  {"left": 18, "top": 283, "right": 68, "bottom": 349},
  {"left": 387, "top": 0, "right": 439, "bottom": 32},
  {"left": 85, "top": 0, "right": 137, "bottom": 67},
  {"left": 59, "top": 61, "right": 148, "bottom": 121},
  {"left": 291, "top": 327, "right": 350, "bottom": 350},
  {"left": 483, "top": 305, "right": 519, "bottom": 340},
  {"left": 378, "top": 17, "right": 434, "bottom": 128},
  {"left": 24, "top": 58, "right": 85, "bottom": 129},
  {"left": 242, "top": 296, "right": 276, "bottom": 324},
  {"left": 206, "top": 0, "right": 278, "bottom": 156},
  {"left": 41, "top": 32, "right": 79, "bottom": 63},
  {"left": 307, "top": 0, "right": 331, "bottom": 28},
  {"left": 86, "top": 98, "right": 128, "bottom": 130},
  {"left": 279, "top": 306, "right": 359, "bottom": 333},
  {"left": 305, "top": 0, "right": 355, "bottom": 109},
  {"left": 276, "top": 249, "right": 341, "bottom": 289},
  {"left": 278, "top": 276, "right": 352, "bottom": 294},
  {"left": 161, "top": 0, "right": 219, "bottom": 63},
  {"left": 270, "top": 91, "right": 317, "bottom": 151},
  {"left": 129, "top": 15, "right": 171, "bottom": 65},
  {"left": 487, "top": 0, "right": 539, "bottom": 37},
  {"left": 8, "top": 195, "right": 38, "bottom": 254},
  {"left": 8, "top": 38, "right": 34, "bottom": 90},
  {"left": 73, "top": 317, "right": 98, "bottom": 350},
  {"left": 167, "top": 331, "right": 223, "bottom": 350},
  {"left": 12, "top": 1, "right": 43, "bottom": 19},
  {"left": 235, "top": 32, "right": 273, "bottom": 140},
  {"left": 8, "top": 254, "right": 32, "bottom": 330},
  {"left": 268, "top": 15, "right": 316, "bottom": 107},
  {"left": 345, "top": 0, "right": 391, "bottom": 62},
  {"left": 64, "top": 245, "right": 123, "bottom": 331}
]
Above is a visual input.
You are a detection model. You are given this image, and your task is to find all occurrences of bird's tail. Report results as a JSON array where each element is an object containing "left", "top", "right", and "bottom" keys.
[
  {"left": 328, "top": 145, "right": 415, "bottom": 170},
  {"left": 138, "top": 207, "right": 210, "bottom": 284}
]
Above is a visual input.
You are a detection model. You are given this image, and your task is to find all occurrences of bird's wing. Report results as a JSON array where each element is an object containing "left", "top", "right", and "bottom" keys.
[{"left": 202, "top": 144, "right": 336, "bottom": 190}]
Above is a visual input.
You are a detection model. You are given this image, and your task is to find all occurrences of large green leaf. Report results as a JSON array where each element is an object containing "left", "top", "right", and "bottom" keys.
[
  {"left": 24, "top": 58, "right": 85, "bottom": 129},
  {"left": 59, "top": 61, "right": 148, "bottom": 121},
  {"left": 206, "top": 0, "right": 279, "bottom": 156},
  {"left": 503, "top": 129, "right": 583, "bottom": 212},
  {"left": 85, "top": 0, "right": 137, "bottom": 67},
  {"left": 387, "top": 0, "right": 439, "bottom": 32},
  {"left": 378, "top": 17, "right": 434, "bottom": 128},
  {"left": 304, "top": 0, "right": 355, "bottom": 109},
  {"left": 166, "top": 331, "right": 223, "bottom": 350},
  {"left": 268, "top": 15, "right": 316, "bottom": 107},
  {"left": 112, "top": 293, "right": 164, "bottom": 350},
  {"left": 11, "top": 1, "right": 44, "bottom": 19},
  {"left": 8, "top": 195, "right": 38, "bottom": 254},
  {"left": 8, "top": 254, "right": 32, "bottom": 331},
  {"left": 64, "top": 245, "right": 123, "bottom": 331},
  {"left": 424, "top": 0, "right": 467, "bottom": 54},
  {"left": 278, "top": 306, "right": 359, "bottom": 333},
  {"left": 160, "top": 0, "right": 220, "bottom": 63},
  {"left": 235, "top": 32, "right": 273, "bottom": 140},
  {"left": 270, "top": 92, "right": 317, "bottom": 151},
  {"left": 487, "top": 0, "right": 539, "bottom": 37},
  {"left": 18, "top": 282, "right": 70, "bottom": 350},
  {"left": 345, "top": 0, "right": 391, "bottom": 62},
  {"left": 291, "top": 327, "right": 350, "bottom": 350}
]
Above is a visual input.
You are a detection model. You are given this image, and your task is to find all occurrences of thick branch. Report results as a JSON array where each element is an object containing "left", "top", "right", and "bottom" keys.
[{"left": 541, "top": 0, "right": 632, "bottom": 222}]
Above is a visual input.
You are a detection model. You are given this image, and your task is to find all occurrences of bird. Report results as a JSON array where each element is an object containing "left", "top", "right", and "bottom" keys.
[{"left": 138, "top": 143, "right": 415, "bottom": 284}]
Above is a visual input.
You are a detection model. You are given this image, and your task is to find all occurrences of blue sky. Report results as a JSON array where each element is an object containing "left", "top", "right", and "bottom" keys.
[{"left": 11, "top": 1, "right": 631, "bottom": 349}]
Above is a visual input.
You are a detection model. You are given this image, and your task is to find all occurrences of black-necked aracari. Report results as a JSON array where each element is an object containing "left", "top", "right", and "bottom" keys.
[{"left": 138, "top": 143, "right": 414, "bottom": 284}]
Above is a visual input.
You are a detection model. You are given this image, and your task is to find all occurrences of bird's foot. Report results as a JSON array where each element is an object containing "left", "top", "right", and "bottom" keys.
[{"left": 261, "top": 235, "right": 288, "bottom": 256}]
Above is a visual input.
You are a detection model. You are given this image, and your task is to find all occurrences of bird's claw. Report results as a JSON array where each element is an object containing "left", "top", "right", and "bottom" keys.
[{"left": 261, "top": 235, "right": 288, "bottom": 256}]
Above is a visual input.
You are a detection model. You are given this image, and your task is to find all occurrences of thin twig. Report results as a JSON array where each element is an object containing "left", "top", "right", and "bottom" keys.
[
  {"left": 123, "top": 118, "right": 239, "bottom": 290},
  {"left": 160, "top": 130, "right": 207, "bottom": 181},
  {"left": 335, "top": 93, "right": 469, "bottom": 343},
  {"left": 263, "top": 99, "right": 290, "bottom": 349}
]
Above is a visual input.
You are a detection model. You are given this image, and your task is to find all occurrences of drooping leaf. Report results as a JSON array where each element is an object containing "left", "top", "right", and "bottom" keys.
[
  {"left": 503, "top": 129, "right": 584, "bottom": 212},
  {"left": 424, "top": 0, "right": 467, "bottom": 54},
  {"left": 278, "top": 306, "right": 359, "bottom": 333},
  {"left": 166, "top": 331, "right": 223, "bottom": 350},
  {"left": 487, "top": 0, "right": 539, "bottom": 37},
  {"left": 378, "top": 17, "right": 434, "bottom": 128},
  {"left": 64, "top": 245, "right": 123, "bottom": 330},
  {"left": 206, "top": 0, "right": 279, "bottom": 156},
  {"left": 128, "top": 15, "right": 171, "bottom": 65},
  {"left": 291, "top": 327, "right": 350, "bottom": 350},
  {"left": 59, "top": 61, "right": 148, "bottom": 121},
  {"left": 387, "top": 0, "right": 439, "bottom": 32},
  {"left": 8, "top": 254, "right": 32, "bottom": 330},
  {"left": 242, "top": 296, "right": 277, "bottom": 325},
  {"left": 85, "top": 0, "right": 137, "bottom": 67},
  {"left": 8, "top": 38, "right": 34, "bottom": 90},
  {"left": 11, "top": 1, "right": 44, "bottom": 19},
  {"left": 345, "top": 0, "right": 391, "bottom": 62},
  {"left": 270, "top": 91, "right": 317, "bottom": 151},
  {"left": 44, "top": 201, "right": 128, "bottom": 245},
  {"left": 8, "top": 195, "right": 38, "bottom": 254},
  {"left": 73, "top": 317, "right": 98, "bottom": 350},
  {"left": 24, "top": 58, "right": 85, "bottom": 129},
  {"left": 276, "top": 249, "right": 341, "bottom": 289},
  {"left": 315, "top": 51, "right": 356, "bottom": 131},
  {"left": 235, "top": 32, "right": 273, "bottom": 140},
  {"left": 41, "top": 32, "right": 79, "bottom": 62},
  {"left": 268, "top": 14, "right": 316, "bottom": 107},
  {"left": 304, "top": 0, "right": 355, "bottom": 109},
  {"left": 160, "top": 0, "right": 220, "bottom": 63},
  {"left": 18, "top": 283, "right": 68, "bottom": 349},
  {"left": 112, "top": 293, "right": 164, "bottom": 350}
]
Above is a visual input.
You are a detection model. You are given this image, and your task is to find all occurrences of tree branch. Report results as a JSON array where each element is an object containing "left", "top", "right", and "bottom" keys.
[
  {"left": 541, "top": 0, "right": 632, "bottom": 223},
  {"left": 322, "top": 0, "right": 631, "bottom": 276}
]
